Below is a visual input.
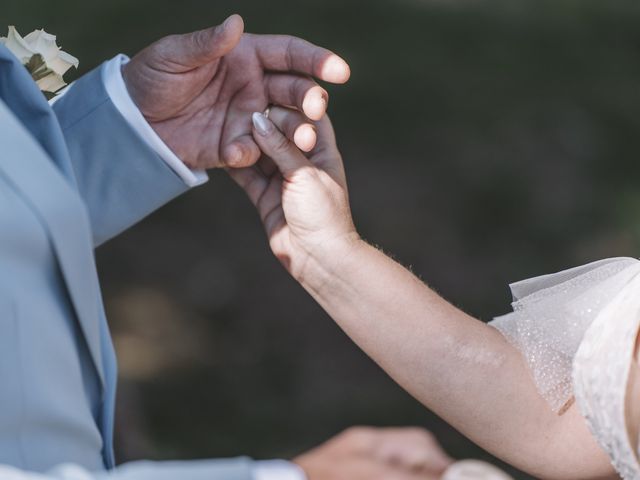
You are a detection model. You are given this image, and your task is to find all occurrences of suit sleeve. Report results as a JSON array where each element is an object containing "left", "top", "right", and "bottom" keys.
[
  {"left": 0, "top": 458, "right": 254, "bottom": 480},
  {"left": 51, "top": 61, "right": 193, "bottom": 247}
]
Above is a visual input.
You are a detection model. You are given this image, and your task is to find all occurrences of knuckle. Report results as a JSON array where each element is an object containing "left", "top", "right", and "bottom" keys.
[
  {"left": 340, "top": 426, "right": 361, "bottom": 442},
  {"left": 163, "top": 33, "right": 181, "bottom": 47},
  {"left": 342, "top": 425, "right": 375, "bottom": 445},
  {"left": 289, "top": 77, "right": 302, "bottom": 103},
  {"left": 191, "top": 30, "right": 209, "bottom": 52},
  {"left": 284, "top": 36, "right": 295, "bottom": 70},
  {"left": 286, "top": 124, "right": 299, "bottom": 143},
  {"left": 294, "top": 77, "right": 309, "bottom": 103},
  {"left": 154, "top": 34, "right": 179, "bottom": 59},
  {"left": 344, "top": 425, "right": 369, "bottom": 436},
  {"left": 406, "top": 426, "right": 434, "bottom": 440}
]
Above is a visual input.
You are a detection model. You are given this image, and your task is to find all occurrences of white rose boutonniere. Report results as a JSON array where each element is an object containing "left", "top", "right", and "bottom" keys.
[{"left": 0, "top": 26, "right": 79, "bottom": 98}]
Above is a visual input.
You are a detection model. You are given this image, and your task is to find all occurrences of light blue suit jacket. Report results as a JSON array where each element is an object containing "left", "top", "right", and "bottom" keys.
[{"left": 0, "top": 45, "right": 252, "bottom": 479}]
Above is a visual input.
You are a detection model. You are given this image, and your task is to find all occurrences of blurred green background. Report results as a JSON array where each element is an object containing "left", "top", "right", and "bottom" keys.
[{"left": 5, "top": 0, "right": 640, "bottom": 478}]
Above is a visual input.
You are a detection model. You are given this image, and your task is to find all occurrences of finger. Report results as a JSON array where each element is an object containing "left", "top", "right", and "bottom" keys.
[
  {"left": 227, "top": 165, "right": 285, "bottom": 238},
  {"left": 221, "top": 103, "right": 264, "bottom": 167},
  {"left": 257, "top": 175, "right": 285, "bottom": 234},
  {"left": 167, "top": 14, "right": 244, "bottom": 68},
  {"left": 373, "top": 428, "right": 453, "bottom": 474},
  {"left": 256, "top": 156, "right": 278, "bottom": 177},
  {"left": 310, "top": 114, "right": 338, "bottom": 157},
  {"left": 253, "top": 34, "right": 351, "bottom": 84},
  {"left": 264, "top": 73, "right": 328, "bottom": 121},
  {"left": 226, "top": 166, "right": 268, "bottom": 207},
  {"left": 306, "top": 115, "right": 346, "bottom": 179},
  {"left": 441, "top": 460, "right": 514, "bottom": 480},
  {"left": 268, "top": 107, "right": 343, "bottom": 178},
  {"left": 222, "top": 134, "right": 262, "bottom": 168},
  {"left": 386, "top": 444, "right": 452, "bottom": 474},
  {"left": 267, "top": 107, "right": 318, "bottom": 152},
  {"left": 377, "top": 462, "right": 442, "bottom": 480},
  {"left": 251, "top": 112, "right": 313, "bottom": 177}
]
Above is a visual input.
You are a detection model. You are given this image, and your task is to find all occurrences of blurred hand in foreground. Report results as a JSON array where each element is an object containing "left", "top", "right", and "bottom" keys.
[
  {"left": 123, "top": 14, "right": 350, "bottom": 170},
  {"left": 441, "top": 460, "right": 514, "bottom": 480},
  {"left": 294, "top": 426, "right": 454, "bottom": 480}
]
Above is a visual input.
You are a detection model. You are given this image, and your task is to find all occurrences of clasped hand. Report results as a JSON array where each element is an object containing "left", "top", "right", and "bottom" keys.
[
  {"left": 229, "top": 106, "right": 358, "bottom": 281},
  {"left": 121, "top": 13, "right": 356, "bottom": 277},
  {"left": 122, "top": 14, "right": 350, "bottom": 169}
]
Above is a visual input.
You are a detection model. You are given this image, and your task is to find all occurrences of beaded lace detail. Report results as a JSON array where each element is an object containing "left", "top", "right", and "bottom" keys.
[
  {"left": 490, "top": 258, "right": 640, "bottom": 478},
  {"left": 573, "top": 273, "right": 640, "bottom": 479}
]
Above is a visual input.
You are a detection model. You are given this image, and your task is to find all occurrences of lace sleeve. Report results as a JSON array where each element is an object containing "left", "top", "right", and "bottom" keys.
[{"left": 489, "top": 257, "right": 640, "bottom": 413}]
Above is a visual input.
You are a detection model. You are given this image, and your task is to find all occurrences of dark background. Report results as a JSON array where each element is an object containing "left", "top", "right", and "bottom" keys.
[{"left": 5, "top": 1, "right": 640, "bottom": 478}]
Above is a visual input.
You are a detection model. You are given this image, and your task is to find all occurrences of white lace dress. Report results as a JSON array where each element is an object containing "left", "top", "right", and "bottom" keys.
[{"left": 490, "top": 257, "right": 640, "bottom": 479}]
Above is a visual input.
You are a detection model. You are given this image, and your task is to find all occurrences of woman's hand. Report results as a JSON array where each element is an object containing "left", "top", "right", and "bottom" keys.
[
  {"left": 230, "top": 111, "right": 614, "bottom": 480},
  {"left": 228, "top": 107, "right": 360, "bottom": 280}
]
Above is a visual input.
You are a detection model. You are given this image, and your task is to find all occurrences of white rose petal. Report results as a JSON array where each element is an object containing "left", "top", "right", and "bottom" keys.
[
  {"left": 48, "top": 50, "right": 79, "bottom": 76},
  {"left": 23, "top": 29, "right": 60, "bottom": 63},
  {"left": 1, "top": 26, "right": 78, "bottom": 92},
  {"left": 2, "top": 26, "right": 37, "bottom": 63}
]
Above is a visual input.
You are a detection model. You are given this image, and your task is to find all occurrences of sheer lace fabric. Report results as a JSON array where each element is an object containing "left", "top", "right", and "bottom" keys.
[{"left": 489, "top": 257, "right": 640, "bottom": 478}]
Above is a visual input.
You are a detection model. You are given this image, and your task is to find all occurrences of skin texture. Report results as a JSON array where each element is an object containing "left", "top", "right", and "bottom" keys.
[
  {"left": 121, "top": 21, "right": 462, "bottom": 480},
  {"left": 294, "top": 426, "right": 453, "bottom": 480},
  {"left": 122, "top": 14, "right": 350, "bottom": 169},
  {"left": 230, "top": 108, "right": 620, "bottom": 480},
  {"left": 228, "top": 109, "right": 357, "bottom": 279}
]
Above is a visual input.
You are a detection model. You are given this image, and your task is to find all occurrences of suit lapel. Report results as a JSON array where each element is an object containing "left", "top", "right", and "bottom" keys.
[
  {"left": 0, "top": 47, "right": 105, "bottom": 388},
  {"left": 0, "top": 46, "right": 77, "bottom": 181}
]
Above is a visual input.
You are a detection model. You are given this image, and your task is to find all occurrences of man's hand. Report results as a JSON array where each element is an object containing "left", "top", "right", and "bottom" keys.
[
  {"left": 122, "top": 15, "right": 350, "bottom": 169},
  {"left": 293, "top": 427, "right": 454, "bottom": 480}
]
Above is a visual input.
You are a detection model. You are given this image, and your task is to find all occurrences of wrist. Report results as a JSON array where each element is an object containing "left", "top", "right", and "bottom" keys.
[{"left": 296, "top": 231, "right": 367, "bottom": 298}]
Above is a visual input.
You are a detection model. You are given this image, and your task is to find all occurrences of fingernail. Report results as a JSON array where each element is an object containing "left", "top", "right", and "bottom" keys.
[
  {"left": 321, "top": 55, "right": 351, "bottom": 84},
  {"left": 321, "top": 93, "right": 328, "bottom": 110},
  {"left": 294, "top": 124, "right": 317, "bottom": 152},
  {"left": 222, "top": 15, "right": 234, "bottom": 28},
  {"left": 252, "top": 112, "right": 272, "bottom": 136},
  {"left": 303, "top": 91, "right": 328, "bottom": 120},
  {"left": 225, "top": 144, "right": 244, "bottom": 166}
]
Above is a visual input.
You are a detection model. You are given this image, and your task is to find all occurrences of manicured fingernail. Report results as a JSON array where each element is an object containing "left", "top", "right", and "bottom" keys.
[{"left": 252, "top": 112, "right": 272, "bottom": 136}]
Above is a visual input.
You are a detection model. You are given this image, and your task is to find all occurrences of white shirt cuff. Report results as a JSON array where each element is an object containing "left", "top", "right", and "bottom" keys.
[
  {"left": 252, "top": 460, "right": 306, "bottom": 480},
  {"left": 101, "top": 54, "right": 208, "bottom": 188}
]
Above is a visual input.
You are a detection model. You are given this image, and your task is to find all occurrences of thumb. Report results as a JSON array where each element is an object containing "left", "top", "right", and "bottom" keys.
[
  {"left": 251, "top": 112, "right": 313, "bottom": 177},
  {"left": 168, "top": 14, "right": 244, "bottom": 67}
]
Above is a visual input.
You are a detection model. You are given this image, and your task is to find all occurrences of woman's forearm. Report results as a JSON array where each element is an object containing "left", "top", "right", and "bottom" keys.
[{"left": 299, "top": 239, "right": 613, "bottom": 479}]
